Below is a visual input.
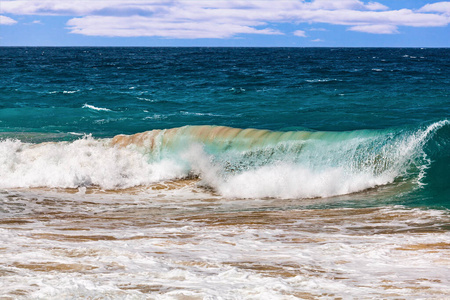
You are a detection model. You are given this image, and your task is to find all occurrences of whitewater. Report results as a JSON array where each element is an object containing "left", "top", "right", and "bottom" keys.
[
  {"left": 1, "top": 121, "right": 447, "bottom": 199},
  {"left": 0, "top": 47, "right": 449, "bottom": 299}
]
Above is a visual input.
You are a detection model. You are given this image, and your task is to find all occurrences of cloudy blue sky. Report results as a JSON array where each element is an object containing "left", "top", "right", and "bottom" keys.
[{"left": 1, "top": 0, "right": 449, "bottom": 47}]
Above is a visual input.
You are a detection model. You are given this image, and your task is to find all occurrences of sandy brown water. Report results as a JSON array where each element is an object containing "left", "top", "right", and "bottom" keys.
[{"left": 0, "top": 182, "right": 449, "bottom": 299}]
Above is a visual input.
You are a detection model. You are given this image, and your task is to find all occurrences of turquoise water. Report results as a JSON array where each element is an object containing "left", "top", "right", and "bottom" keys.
[
  {"left": 0, "top": 47, "right": 449, "bottom": 207},
  {"left": 1, "top": 47, "right": 450, "bottom": 299}
]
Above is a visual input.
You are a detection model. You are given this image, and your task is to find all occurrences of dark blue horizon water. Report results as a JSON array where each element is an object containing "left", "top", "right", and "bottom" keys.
[{"left": 0, "top": 47, "right": 449, "bottom": 208}]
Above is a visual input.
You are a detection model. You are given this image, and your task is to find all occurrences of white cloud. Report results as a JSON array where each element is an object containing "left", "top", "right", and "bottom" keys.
[
  {"left": 0, "top": 15, "right": 17, "bottom": 25},
  {"left": 311, "top": 38, "right": 323, "bottom": 42},
  {"left": 24, "top": 20, "right": 42, "bottom": 25},
  {"left": 1, "top": 0, "right": 450, "bottom": 38},
  {"left": 285, "top": 8, "right": 448, "bottom": 27},
  {"left": 349, "top": 24, "right": 399, "bottom": 34},
  {"left": 419, "top": 2, "right": 450, "bottom": 15},
  {"left": 67, "top": 16, "right": 283, "bottom": 39},
  {"left": 304, "top": 0, "right": 388, "bottom": 11},
  {"left": 1, "top": 1, "right": 131, "bottom": 16},
  {"left": 365, "top": 1, "right": 389, "bottom": 11},
  {"left": 293, "top": 30, "right": 306, "bottom": 37}
]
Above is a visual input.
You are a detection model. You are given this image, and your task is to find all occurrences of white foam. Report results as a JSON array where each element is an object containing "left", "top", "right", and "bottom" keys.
[
  {"left": 180, "top": 122, "right": 444, "bottom": 199},
  {"left": 0, "top": 121, "right": 446, "bottom": 198},
  {"left": 48, "top": 90, "right": 79, "bottom": 94},
  {"left": 305, "top": 78, "right": 339, "bottom": 83},
  {"left": 0, "top": 137, "right": 187, "bottom": 189},
  {"left": 137, "top": 97, "right": 156, "bottom": 102},
  {"left": 180, "top": 111, "right": 222, "bottom": 117},
  {"left": 82, "top": 104, "right": 111, "bottom": 112},
  {"left": 68, "top": 132, "right": 84, "bottom": 136},
  {"left": 143, "top": 114, "right": 167, "bottom": 120},
  {"left": 1, "top": 201, "right": 449, "bottom": 299},
  {"left": 216, "top": 164, "right": 394, "bottom": 199},
  {"left": 181, "top": 144, "right": 395, "bottom": 199}
]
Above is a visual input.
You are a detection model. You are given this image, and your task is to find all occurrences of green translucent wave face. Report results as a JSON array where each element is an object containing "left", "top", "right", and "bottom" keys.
[
  {"left": 0, "top": 120, "right": 447, "bottom": 206},
  {"left": 112, "top": 120, "right": 449, "bottom": 205},
  {"left": 115, "top": 124, "right": 427, "bottom": 174},
  {"left": 414, "top": 123, "right": 450, "bottom": 207}
]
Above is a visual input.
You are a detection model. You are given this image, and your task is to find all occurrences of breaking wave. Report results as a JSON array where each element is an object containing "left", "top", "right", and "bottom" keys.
[
  {"left": 0, "top": 120, "right": 448, "bottom": 199},
  {"left": 82, "top": 104, "right": 112, "bottom": 112}
]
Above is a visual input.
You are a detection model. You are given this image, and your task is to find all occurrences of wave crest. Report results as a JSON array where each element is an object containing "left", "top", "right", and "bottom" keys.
[
  {"left": 82, "top": 104, "right": 111, "bottom": 112},
  {"left": 0, "top": 121, "right": 448, "bottom": 199}
]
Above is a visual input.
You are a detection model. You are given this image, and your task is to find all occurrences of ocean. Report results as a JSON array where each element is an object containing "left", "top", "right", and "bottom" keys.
[{"left": 0, "top": 47, "right": 449, "bottom": 299}]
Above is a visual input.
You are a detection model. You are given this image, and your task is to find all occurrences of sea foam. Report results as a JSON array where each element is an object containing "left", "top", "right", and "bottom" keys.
[
  {"left": 82, "top": 104, "right": 112, "bottom": 112},
  {"left": 0, "top": 137, "right": 186, "bottom": 190},
  {"left": 0, "top": 121, "right": 447, "bottom": 198}
]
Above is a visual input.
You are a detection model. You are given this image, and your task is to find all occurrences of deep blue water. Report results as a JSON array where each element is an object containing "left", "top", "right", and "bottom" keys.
[
  {"left": 1, "top": 47, "right": 448, "bottom": 136},
  {"left": 0, "top": 47, "right": 449, "bottom": 207}
]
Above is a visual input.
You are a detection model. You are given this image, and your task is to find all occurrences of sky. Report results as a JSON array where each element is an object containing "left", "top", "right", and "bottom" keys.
[{"left": 0, "top": 0, "right": 449, "bottom": 47}]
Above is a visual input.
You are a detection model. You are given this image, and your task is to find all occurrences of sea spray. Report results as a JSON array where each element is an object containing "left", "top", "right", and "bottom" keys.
[
  {"left": 1, "top": 122, "right": 447, "bottom": 199},
  {"left": 112, "top": 123, "right": 446, "bottom": 197},
  {"left": 0, "top": 136, "right": 186, "bottom": 189}
]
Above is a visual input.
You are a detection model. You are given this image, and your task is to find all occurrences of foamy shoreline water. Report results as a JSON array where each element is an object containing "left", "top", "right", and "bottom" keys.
[
  {"left": 1, "top": 47, "right": 449, "bottom": 299},
  {"left": 1, "top": 186, "right": 449, "bottom": 299}
]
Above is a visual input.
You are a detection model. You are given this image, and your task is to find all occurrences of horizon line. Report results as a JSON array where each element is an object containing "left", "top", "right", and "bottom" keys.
[{"left": 1, "top": 46, "right": 449, "bottom": 49}]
